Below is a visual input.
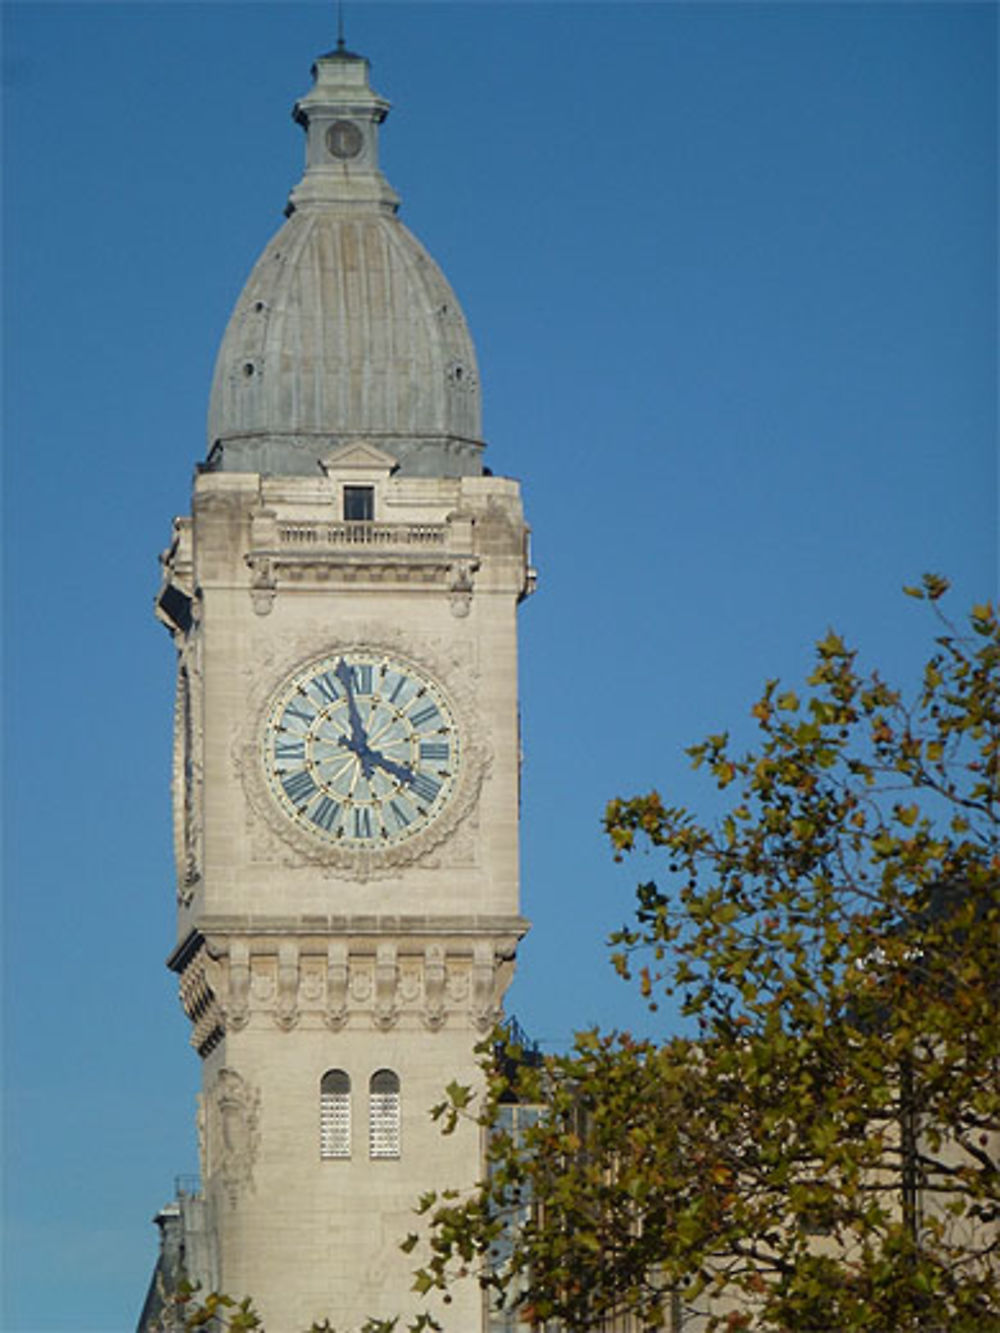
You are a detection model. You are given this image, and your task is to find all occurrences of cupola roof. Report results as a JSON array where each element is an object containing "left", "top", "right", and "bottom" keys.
[{"left": 206, "top": 46, "right": 483, "bottom": 478}]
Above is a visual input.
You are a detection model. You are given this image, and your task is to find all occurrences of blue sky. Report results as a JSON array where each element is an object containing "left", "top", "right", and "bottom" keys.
[{"left": 2, "top": 3, "right": 996, "bottom": 1329}]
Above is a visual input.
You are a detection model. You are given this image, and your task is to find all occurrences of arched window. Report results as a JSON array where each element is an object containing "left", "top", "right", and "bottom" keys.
[
  {"left": 368, "top": 1069, "right": 401, "bottom": 1159},
  {"left": 320, "top": 1069, "right": 351, "bottom": 1159}
]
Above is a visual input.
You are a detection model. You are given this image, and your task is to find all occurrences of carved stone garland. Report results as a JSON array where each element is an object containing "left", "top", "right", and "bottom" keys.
[{"left": 206, "top": 1067, "right": 261, "bottom": 1207}]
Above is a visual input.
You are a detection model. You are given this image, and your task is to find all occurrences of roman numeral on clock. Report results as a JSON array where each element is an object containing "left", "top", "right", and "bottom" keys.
[
  {"left": 409, "top": 702, "right": 439, "bottom": 728},
  {"left": 282, "top": 769, "right": 317, "bottom": 805},
  {"left": 410, "top": 772, "right": 441, "bottom": 804},
  {"left": 353, "top": 806, "right": 374, "bottom": 839},
  {"left": 351, "top": 664, "right": 373, "bottom": 694},
  {"left": 419, "top": 741, "right": 449, "bottom": 762},
  {"left": 310, "top": 795, "right": 341, "bottom": 832},
  {"left": 275, "top": 738, "right": 306, "bottom": 760},
  {"left": 388, "top": 798, "right": 412, "bottom": 829},
  {"left": 310, "top": 671, "right": 340, "bottom": 705}
]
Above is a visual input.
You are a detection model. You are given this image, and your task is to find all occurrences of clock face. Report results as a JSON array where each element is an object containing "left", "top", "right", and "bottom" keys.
[
  {"left": 326, "top": 120, "right": 363, "bottom": 160},
  {"left": 262, "top": 651, "right": 459, "bottom": 848}
]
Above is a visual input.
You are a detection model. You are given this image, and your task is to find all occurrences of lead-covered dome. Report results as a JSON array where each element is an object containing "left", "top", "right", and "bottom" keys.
[{"left": 206, "top": 46, "right": 483, "bottom": 478}]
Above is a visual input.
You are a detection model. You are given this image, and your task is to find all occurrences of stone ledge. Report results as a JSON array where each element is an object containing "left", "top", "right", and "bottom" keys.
[{"left": 169, "top": 914, "right": 530, "bottom": 970}]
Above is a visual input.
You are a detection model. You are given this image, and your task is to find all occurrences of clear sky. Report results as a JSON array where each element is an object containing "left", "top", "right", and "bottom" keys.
[{"left": 2, "top": 2, "right": 996, "bottom": 1329}]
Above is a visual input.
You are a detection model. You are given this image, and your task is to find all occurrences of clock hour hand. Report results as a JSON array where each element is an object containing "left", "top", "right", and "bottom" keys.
[
  {"left": 336, "top": 730, "right": 379, "bottom": 781},
  {"left": 337, "top": 736, "right": 379, "bottom": 781},
  {"left": 365, "top": 748, "right": 415, "bottom": 787}
]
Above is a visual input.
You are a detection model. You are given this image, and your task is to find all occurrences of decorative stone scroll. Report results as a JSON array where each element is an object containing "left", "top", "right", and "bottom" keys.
[
  {"left": 275, "top": 941, "right": 300, "bottom": 1030},
  {"left": 373, "top": 942, "right": 398, "bottom": 1030},
  {"left": 248, "top": 554, "right": 277, "bottom": 616},
  {"left": 448, "top": 557, "right": 478, "bottom": 618},
  {"left": 472, "top": 939, "right": 504, "bottom": 1032},
  {"left": 227, "top": 939, "right": 250, "bottom": 1030},
  {"left": 423, "top": 943, "right": 447, "bottom": 1030},
  {"left": 325, "top": 940, "right": 349, "bottom": 1030}
]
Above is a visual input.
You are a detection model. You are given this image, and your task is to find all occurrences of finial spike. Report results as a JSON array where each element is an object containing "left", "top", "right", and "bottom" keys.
[{"left": 336, "top": 1, "right": 346, "bottom": 53}]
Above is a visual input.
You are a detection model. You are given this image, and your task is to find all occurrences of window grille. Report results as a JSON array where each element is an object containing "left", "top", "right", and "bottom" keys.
[
  {"left": 369, "top": 1069, "right": 401, "bottom": 1159},
  {"left": 320, "top": 1069, "right": 351, "bottom": 1159}
]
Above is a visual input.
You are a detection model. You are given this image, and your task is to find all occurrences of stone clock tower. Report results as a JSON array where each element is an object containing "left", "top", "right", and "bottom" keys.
[{"left": 147, "top": 40, "right": 533, "bottom": 1333}]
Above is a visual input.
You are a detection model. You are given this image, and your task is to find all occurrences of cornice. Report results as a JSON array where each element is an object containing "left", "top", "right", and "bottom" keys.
[{"left": 173, "top": 914, "right": 530, "bottom": 957}]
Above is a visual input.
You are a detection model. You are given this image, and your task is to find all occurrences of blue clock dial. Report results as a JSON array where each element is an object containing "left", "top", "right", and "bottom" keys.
[{"left": 263, "top": 652, "right": 458, "bottom": 847}]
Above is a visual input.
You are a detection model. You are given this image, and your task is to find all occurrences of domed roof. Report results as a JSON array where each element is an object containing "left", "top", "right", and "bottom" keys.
[{"left": 206, "top": 47, "right": 483, "bottom": 478}]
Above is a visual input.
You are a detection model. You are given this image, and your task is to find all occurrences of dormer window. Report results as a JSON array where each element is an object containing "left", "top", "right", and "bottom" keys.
[{"left": 343, "top": 485, "right": 374, "bottom": 522}]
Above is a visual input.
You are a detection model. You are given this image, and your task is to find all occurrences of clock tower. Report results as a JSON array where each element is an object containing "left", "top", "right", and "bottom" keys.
[{"left": 149, "top": 40, "right": 533, "bottom": 1333}]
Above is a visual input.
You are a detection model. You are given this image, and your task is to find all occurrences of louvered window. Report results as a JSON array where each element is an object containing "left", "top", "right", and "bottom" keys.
[
  {"left": 369, "top": 1069, "right": 401, "bottom": 1159},
  {"left": 320, "top": 1069, "right": 351, "bottom": 1159}
]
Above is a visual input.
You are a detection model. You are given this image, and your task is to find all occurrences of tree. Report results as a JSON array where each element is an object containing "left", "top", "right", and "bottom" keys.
[
  {"left": 158, "top": 1282, "right": 398, "bottom": 1333},
  {"left": 412, "top": 579, "right": 1000, "bottom": 1332}
]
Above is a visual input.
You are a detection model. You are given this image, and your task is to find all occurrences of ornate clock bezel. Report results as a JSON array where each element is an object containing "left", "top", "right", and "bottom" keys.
[{"left": 238, "top": 634, "right": 490, "bottom": 878}]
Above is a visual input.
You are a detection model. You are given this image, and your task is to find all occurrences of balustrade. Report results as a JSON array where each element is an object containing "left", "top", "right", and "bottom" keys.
[{"left": 276, "top": 521, "right": 447, "bottom": 549}]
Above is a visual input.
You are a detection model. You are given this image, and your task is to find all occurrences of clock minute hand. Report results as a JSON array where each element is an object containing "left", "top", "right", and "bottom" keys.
[
  {"left": 334, "top": 659, "right": 369, "bottom": 752},
  {"left": 332, "top": 660, "right": 380, "bottom": 779}
]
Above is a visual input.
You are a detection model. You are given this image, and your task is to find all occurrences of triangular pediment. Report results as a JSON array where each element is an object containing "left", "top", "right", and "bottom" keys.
[{"left": 320, "top": 439, "right": 399, "bottom": 474}]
